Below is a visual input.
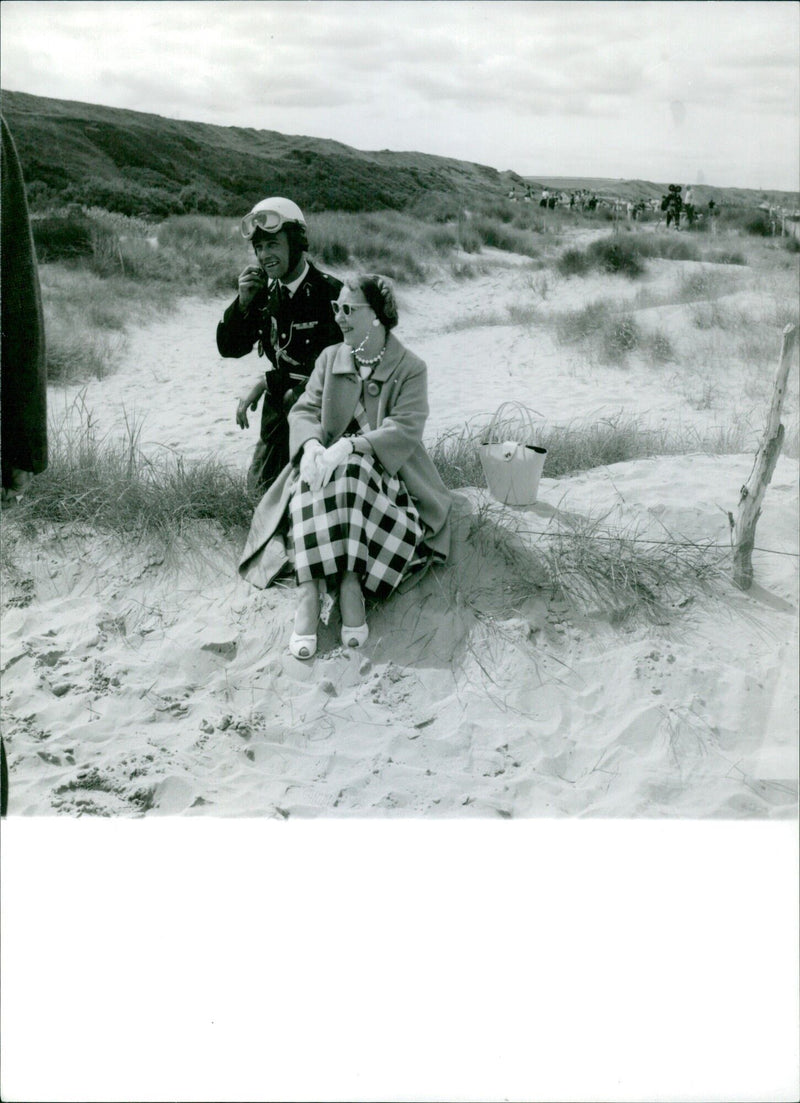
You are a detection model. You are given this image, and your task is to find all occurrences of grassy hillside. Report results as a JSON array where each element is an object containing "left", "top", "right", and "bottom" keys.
[
  {"left": 3, "top": 88, "right": 795, "bottom": 221},
  {"left": 1, "top": 88, "right": 521, "bottom": 217}
]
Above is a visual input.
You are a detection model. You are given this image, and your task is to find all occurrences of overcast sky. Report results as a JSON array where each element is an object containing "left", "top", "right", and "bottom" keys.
[{"left": 2, "top": 0, "right": 798, "bottom": 190}]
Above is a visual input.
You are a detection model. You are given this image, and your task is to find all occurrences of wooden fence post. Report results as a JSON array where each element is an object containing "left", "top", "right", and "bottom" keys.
[{"left": 732, "top": 323, "right": 798, "bottom": 589}]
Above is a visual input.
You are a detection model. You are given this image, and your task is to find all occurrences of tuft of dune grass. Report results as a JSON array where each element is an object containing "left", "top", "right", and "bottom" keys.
[
  {"left": 429, "top": 412, "right": 765, "bottom": 488},
  {"left": 461, "top": 498, "right": 727, "bottom": 625},
  {"left": 13, "top": 401, "right": 254, "bottom": 544},
  {"left": 550, "top": 300, "right": 677, "bottom": 365},
  {"left": 555, "top": 231, "right": 754, "bottom": 281}
]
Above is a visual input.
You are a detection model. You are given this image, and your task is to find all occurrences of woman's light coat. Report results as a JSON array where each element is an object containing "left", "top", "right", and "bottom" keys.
[{"left": 239, "top": 335, "right": 453, "bottom": 588}]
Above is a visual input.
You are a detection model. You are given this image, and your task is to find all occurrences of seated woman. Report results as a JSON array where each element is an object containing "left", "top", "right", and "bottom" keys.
[{"left": 238, "top": 274, "right": 453, "bottom": 659}]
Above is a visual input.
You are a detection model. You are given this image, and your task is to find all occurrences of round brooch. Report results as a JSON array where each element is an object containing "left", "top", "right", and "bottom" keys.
[{"left": 367, "top": 381, "right": 380, "bottom": 397}]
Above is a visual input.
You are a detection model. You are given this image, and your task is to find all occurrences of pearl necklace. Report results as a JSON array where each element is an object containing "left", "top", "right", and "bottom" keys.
[
  {"left": 354, "top": 345, "right": 386, "bottom": 368},
  {"left": 353, "top": 334, "right": 386, "bottom": 378}
]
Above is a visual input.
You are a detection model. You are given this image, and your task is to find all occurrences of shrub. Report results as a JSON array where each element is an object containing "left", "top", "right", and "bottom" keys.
[
  {"left": 26, "top": 180, "right": 53, "bottom": 210},
  {"left": 557, "top": 248, "right": 591, "bottom": 277},
  {"left": 470, "top": 216, "right": 540, "bottom": 256},
  {"left": 743, "top": 211, "right": 772, "bottom": 237},
  {"left": 586, "top": 237, "right": 645, "bottom": 278},
  {"left": 705, "top": 249, "right": 747, "bottom": 266},
  {"left": 646, "top": 330, "right": 676, "bottom": 363},
  {"left": 178, "top": 184, "right": 223, "bottom": 216},
  {"left": 635, "top": 234, "right": 700, "bottom": 262},
  {"left": 554, "top": 301, "right": 612, "bottom": 345},
  {"left": 455, "top": 223, "right": 483, "bottom": 253},
  {"left": 601, "top": 314, "right": 641, "bottom": 361},
  {"left": 45, "top": 321, "right": 124, "bottom": 382},
  {"left": 157, "top": 215, "right": 238, "bottom": 249},
  {"left": 318, "top": 239, "right": 351, "bottom": 266},
  {"left": 674, "top": 268, "right": 738, "bottom": 303},
  {"left": 31, "top": 211, "right": 94, "bottom": 261}
]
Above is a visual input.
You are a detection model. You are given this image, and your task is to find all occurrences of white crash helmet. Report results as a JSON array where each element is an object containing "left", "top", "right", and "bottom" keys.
[{"left": 240, "top": 196, "right": 307, "bottom": 240}]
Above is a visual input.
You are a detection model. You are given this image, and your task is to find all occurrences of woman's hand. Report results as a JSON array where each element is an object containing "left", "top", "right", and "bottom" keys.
[
  {"left": 312, "top": 438, "right": 354, "bottom": 491},
  {"left": 237, "top": 264, "right": 267, "bottom": 310},
  {"left": 299, "top": 439, "right": 325, "bottom": 487},
  {"left": 236, "top": 380, "right": 266, "bottom": 429}
]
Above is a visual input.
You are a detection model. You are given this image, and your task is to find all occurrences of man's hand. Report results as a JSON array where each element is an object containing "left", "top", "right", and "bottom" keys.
[
  {"left": 236, "top": 380, "right": 267, "bottom": 429},
  {"left": 237, "top": 264, "right": 267, "bottom": 311}
]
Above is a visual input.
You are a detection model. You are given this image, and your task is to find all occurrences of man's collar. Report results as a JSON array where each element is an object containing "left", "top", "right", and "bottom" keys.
[{"left": 280, "top": 261, "right": 309, "bottom": 298}]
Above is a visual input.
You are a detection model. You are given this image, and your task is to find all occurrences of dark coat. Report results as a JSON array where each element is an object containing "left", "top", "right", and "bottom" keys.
[
  {"left": 238, "top": 336, "right": 453, "bottom": 588},
  {"left": 1, "top": 115, "right": 47, "bottom": 486},
  {"left": 216, "top": 261, "right": 342, "bottom": 411},
  {"left": 216, "top": 261, "right": 342, "bottom": 492}
]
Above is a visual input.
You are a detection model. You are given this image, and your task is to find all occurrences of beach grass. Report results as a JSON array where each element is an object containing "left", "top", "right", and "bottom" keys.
[
  {"left": 8, "top": 410, "right": 733, "bottom": 626},
  {"left": 526, "top": 512, "right": 726, "bottom": 622},
  {"left": 457, "top": 497, "right": 727, "bottom": 625},
  {"left": 553, "top": 230, "right": 764, "bottom": 280},
  {"left": 11, "top": 399, "right": 254, "bottom": 543},
  {"left": 9, "top": 345, "right": 797, "bottom": 628},
  {"left": 429, "top": 411, "right": 770, "bottom": 489}
]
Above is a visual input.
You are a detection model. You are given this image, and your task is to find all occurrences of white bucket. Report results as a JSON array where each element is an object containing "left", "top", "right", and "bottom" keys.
[
  {"left": 478, "top": 402, "right": 547, "bottom": 506},
  {"left": 479, "top": 441, "right": 547, "bottom": 506}
]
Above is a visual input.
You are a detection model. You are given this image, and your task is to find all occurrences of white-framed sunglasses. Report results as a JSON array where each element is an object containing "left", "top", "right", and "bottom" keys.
[{"left": 333, "top": 302, "right": 370, "bottom": 317}]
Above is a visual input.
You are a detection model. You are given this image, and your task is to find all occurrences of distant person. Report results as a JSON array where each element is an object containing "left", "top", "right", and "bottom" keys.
[
  {"left": 1, "top": 115, "right": 47, "bottom": 506},
  {"left": 663, "top": 184, "right": 683, "bottom": 229},
  {"left": 707, "top": 199, "right": 718, "bottom": 235},
  {"left": 683, "top": 186, "right": 696, "bottom": 228},
  {"left": 238, "top": 274, "right": 453, "bottom": 660},
  {"left": 216, "top": 197, "right": 342, "bottom": 495}
]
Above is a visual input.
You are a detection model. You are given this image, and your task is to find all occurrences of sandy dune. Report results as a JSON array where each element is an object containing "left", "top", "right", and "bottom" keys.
[{"left": 2, "top": 245, "right": 798, "bottom": 818}]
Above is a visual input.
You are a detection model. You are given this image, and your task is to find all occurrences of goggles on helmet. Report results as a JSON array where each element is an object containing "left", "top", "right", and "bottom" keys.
[{"left": 240, "top": 208, "right": 297, "bottom": 240}]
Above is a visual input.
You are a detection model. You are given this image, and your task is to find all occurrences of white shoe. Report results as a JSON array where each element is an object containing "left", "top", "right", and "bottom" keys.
[
  {"left": 289, "top": 631, "right": 317, "bottom": 659},
  {"left": 341, "top": 622, "right": 369, "bottom": 648}
]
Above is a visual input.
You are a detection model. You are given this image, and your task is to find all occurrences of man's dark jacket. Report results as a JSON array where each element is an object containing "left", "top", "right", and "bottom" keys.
[{"left": 217, "top": 262, "right": 342, "bottom": 491}]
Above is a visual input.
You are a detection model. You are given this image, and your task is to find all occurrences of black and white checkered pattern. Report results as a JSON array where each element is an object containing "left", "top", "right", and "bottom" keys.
[{"left": 290, "top": 445, "right": 424, "bottom": 597}]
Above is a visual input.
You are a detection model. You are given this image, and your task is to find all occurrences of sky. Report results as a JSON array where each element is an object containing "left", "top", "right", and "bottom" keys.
[{"left": 1, "top": 0, "right": 798, "bottom": 191}]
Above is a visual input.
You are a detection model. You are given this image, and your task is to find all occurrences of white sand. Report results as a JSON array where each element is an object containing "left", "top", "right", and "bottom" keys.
[{"left": 2, "top": 242, "right": 798, "bottom": 818}]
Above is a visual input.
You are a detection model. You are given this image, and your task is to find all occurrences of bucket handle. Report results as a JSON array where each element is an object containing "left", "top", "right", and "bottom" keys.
[{"left": 482, "top": 401, "right": 543, "bottom": 446}]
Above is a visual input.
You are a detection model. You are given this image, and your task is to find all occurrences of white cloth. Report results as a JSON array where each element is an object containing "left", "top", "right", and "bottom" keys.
[
  {"left": 310, "top": 438, "right": 354, "bottom": 492},
  {"left": 299, "top": 439, "right": 325, "bottom": 486}
]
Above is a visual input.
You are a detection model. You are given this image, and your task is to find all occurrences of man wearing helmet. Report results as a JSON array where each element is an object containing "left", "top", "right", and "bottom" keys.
[{"left": 217, "top": 197, "right": 342, "bottom": 494}]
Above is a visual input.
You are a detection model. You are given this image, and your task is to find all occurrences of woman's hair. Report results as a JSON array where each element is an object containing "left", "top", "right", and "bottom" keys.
[{"left": 350, "top": 274, "right": 399, "bottom": 330}]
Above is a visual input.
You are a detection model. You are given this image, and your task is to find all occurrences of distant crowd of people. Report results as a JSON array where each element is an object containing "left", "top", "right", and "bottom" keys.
[
  {"left": 506, "top": 186, "right": 601, "bottom": 210},
  {"left": 506, "top": 181, "right": 721, "bottom": 231}
]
